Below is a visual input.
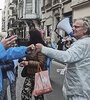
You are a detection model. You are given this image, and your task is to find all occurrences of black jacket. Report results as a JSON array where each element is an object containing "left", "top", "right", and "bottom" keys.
[{"left": 0, "top": 61, "right": 14, "bottom": 79}]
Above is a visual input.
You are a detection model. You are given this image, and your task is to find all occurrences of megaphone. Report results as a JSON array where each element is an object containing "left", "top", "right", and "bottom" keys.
[
  {"left": 0, "top": 32, "right": 7, "bottom": 38},
  {"left": 56, "top": 17, "right": 73, "bottom": 37}
]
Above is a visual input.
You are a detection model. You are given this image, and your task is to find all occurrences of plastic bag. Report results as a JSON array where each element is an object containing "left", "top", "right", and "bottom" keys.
[{"left": 33, "top": 70, "right": 52, "bottom": 96}]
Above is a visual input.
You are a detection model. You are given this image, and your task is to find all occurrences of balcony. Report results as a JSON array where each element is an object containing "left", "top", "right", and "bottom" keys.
[
  {"left": 41, "top": 6, "right": 45, "bottom": 13},
  {"left": 53, "top": 0, "right": 59, "bottom": 5},
  {"left": 52, "top": 1, "right": 62, "bottom": 10},
  {"left": 9, "top": 3, "right": 16, "bottom": 9},
  {"left": 45, "top": 3, "right": 52, "bottom": 9},
  {"left": 8, "top": 15, "right": 16, "bottom": 20},
  {"left": 71, "top": 0, "right": 89, "bottom": 7},
  {"left": 62, "top": 0, "right": 71, "bottom": 4},
  {"left": 12, "top": 10, "right": 17, "bottom": 16},
  {"left": 12, "top": 0, "right": 17, "bottom": 4},
  {"left": 45, "top": 3, "right": 52, "bottom": 11}
]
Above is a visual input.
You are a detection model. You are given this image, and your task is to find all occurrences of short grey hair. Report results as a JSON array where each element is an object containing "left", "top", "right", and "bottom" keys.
[{"left": 74, "top": 18, "right": 90, "bottom": 35}]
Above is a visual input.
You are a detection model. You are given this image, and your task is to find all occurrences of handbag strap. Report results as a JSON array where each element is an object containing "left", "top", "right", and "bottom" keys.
[
  {"left": 37, "top": 64, "right": 42, "bottom": 72},
  {"left": 37, "top": 64, "right": 45, "bottom": 89}
]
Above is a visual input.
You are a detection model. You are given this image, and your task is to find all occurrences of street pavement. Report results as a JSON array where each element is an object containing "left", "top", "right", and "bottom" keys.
[
  {"left": 7, "top": 67, "right": 25, "bottom": 100},
  {"left": 44, "top": 60, "right": 65, "bottom": 100},
  {"left": 7, "top": 60, "right": 66, "bottom": 100}
]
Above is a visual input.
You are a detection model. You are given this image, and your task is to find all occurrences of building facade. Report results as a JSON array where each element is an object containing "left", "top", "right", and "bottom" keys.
[
  {"left": 41, "top": 0, "right": 72, "bottom": 43},
  {"left": 2, "top": 0, "right": 41, "bottom": 46},
  {"left": 2, "top": 0, "right": 90, "bottom": 45},
  {"left": 41, "top": 0, "right": 90, "bottom": 43},
  {"left": 71, "top": 0, "right": 90, "bottom": 20}
]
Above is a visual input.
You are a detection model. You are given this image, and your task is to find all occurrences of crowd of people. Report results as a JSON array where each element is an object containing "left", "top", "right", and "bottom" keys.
[{"left": 0, "top": 17, "right": 90, "bottom": 100}]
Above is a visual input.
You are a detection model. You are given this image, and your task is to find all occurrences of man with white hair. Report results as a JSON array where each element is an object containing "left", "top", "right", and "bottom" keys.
[{"left": 36, "top": 18, "right": 90, "bottom": 100}]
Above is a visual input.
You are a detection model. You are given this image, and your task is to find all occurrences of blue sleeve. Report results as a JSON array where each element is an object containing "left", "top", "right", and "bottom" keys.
[
  {"left": 0, "top": 43, "right": 6, "bottom": 53},
  {"left": 0, "top": 43, "right": 30, "bottom": 61},
  {"left": 0, "top": 43, "right": 6, "bottom": 60}
]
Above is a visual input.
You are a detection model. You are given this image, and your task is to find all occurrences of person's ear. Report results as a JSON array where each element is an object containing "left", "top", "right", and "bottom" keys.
[{"left": 83, "top": 28, "right": 88, "bottom": 34}]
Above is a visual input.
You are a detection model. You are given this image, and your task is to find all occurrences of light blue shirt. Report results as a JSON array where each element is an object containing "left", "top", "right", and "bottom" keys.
[{"left": 41, "top": 36, "right": 90, "bottom": 99}]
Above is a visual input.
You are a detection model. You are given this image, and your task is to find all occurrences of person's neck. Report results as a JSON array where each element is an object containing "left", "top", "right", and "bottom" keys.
[{"left": 80, "top": 35, "right": 89, "bottom": 39}]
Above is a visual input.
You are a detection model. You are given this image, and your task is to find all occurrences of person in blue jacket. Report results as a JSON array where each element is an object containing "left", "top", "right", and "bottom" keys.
[
  {"left": 0, "top": 35, "right": 34, "bottom": 61},
  {"left": 0, "top": 35, "right": 35, "bottom": 91}
]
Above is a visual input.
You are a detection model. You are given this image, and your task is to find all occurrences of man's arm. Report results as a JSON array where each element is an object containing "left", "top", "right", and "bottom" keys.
[
  {"left": 0, "top": 35, "right": 27, "bottom": 61},
  {"left": 0, "top": 46, "right": 27, "bottom": 61},
  {"left": 0, "top": 44, "right": 34, "bottom": 61},
  {"left": 36, "top": 42, "right": 85, "bottom": 63}
]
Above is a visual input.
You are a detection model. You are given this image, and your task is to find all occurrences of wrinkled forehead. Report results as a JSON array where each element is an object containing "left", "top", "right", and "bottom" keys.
[{"left": 73, "top": 19, "right": 84, "bottom": 26}]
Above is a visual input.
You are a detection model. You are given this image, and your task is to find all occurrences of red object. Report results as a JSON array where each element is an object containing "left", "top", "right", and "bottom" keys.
[{"left": 33, "top": 70, "right": 53, "bottom": 96}]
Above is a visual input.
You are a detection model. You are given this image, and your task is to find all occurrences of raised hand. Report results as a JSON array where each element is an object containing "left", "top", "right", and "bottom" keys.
[
  {"left": 35, "top": 43, "right": 43, "bottom": 52},
  {"left": 19, "top": 61, "right": 28, "bottom": 67},
  {"left": 26, "top": 44, "right": 35, "bottom": 54},
  {"left": 1, "top": 35, "right": 17, "bottom": 49}
]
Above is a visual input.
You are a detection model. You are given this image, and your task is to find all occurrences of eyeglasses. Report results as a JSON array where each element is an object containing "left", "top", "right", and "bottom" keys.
[{"left": 73, "top": 25, "right": 83, "bottom": 29}]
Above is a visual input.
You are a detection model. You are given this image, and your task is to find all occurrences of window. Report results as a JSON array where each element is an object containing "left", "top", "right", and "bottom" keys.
[
  {"left": 35, "top": 0, "right": 37, "bottom": 13},
  {"left": 64, "top": 12, "right": 72, "bottom": 26},
  {"left": 47, "top": 25, "right": 52, "bottom": 36},
  {"left": 43, "top": 0, "right": 45, "bottom": 6},
  {"left": 26, "top": 0, "right": 32, "bottom": 14}
]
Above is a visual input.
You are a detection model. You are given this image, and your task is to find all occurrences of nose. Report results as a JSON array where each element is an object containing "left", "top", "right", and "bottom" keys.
[{"left": 72, "top": 26, "right": 75, "bottom": 31}]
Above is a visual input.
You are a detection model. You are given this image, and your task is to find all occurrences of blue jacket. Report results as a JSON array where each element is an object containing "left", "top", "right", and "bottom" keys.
[
  {"left": 1, "top": 60, "right": 14, "bottom": 79},
  {"left": 0, "top": 43, "right": 30, "bottom": 91},
  {"left": 0, "top": 43, "right": 28, "bottom": 61}
]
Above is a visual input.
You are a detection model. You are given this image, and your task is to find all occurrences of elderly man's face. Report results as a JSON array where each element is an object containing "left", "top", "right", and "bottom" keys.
[{"left": 72, "top": 20, "right": 86, "bottom": 39}]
